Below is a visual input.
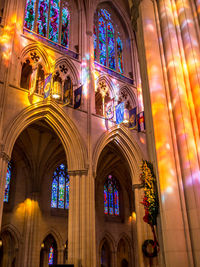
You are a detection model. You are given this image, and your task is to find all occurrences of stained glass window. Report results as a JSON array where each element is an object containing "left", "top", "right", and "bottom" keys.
[
  {"left": 48, "top": 246, "right": 54, "bottom": 265},
  {"left": 4, "top": 162, "right": 12, "bottom": 203},
  {"left": 104, "top": 175, "right": 119, "bottom": 216},
  {"left": 51, "top": 164, "right": 70, "bottom": 209},
  {"left": 24, "top": 0, "right": 70, "bottom": 47},
  {"left": 61, "top": 5, "right": 70, "bottom": 47},
  {"left": 94, "top": 8, "right": 123, "bottom": 73},
  {"left": 24, "top": 0, "right": 36, "bottom": 30}
]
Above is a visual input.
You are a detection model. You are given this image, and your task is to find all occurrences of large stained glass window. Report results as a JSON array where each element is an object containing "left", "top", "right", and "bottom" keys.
[
  {"left": 104, "top": 175, "right": 119, "bottom": 216},
  {"left": 24, "top": 0, "right": 70, "bottom": 48},
  {"left": 4, "top": 162, "right": 12, "bottom": 203},
  {"left": 93, "top": 8, "right": 123, "bottom": 73},
  {"left": 51, "top": 164, "right": 69, "bottom": 209}
]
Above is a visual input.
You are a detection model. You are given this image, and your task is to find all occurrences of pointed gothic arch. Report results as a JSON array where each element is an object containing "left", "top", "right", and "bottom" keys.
[
  {"left": 2, "top": 100, "right": 87, "bottom": 171},
  {"left": 93, "top": 124, "right": 143, "bottom": 185}
]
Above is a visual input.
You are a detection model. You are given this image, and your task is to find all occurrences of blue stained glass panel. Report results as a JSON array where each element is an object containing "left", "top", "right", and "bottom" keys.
[
  {"left": 114, "top": 188, "right": 119, "bottom": 215},
  {"left": 49, "top": 0, "right": 60, "bottom": 42},
  {"left": 99, "top": 17, "right": 106, "bottom": 66},
  {"left": 4, "top": 162, "right": 11, "bottom": 202},
  {"left": 107, "top": 22, "right": 115, "bottom": 70},
  {"left": 48, "top": 246, "right": 54, "bottom": 265},
  {"left": 58, "top": 175, "right": 65, "bottom": 208},
  {"left": 61, "top": 6, "right": 70, "bottom": 47},
  {"left": 24, "top": 0, "right": 36, "bottom": 30},
  {"left": 65, "top": 179, "right": 69, "bottom": 209},
  {"left": 117, "top": 36, "right": 123, "bottom": 73},
  {"left": 104, "top": 185, "right": 108, "bottom": 214},
  {"left": 37, "top": 0, "right": 49, "bottom": 37},
  {"left": 51, "top": 178, "right": 58, "bottom": 208},
  {"left": 108, "top": 177, "right": 113, "bottom": 215}
]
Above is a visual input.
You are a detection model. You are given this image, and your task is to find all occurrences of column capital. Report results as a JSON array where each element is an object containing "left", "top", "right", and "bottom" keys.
[
  {"left": 132, "top": 183, "right": 143, "bottom": 191},
  {"left": 0, "top": 151, "right": 10, "bottom": 163},
  {"left": 130, "top": 0, "right": 143, "bottom": 32},
  {"left": 68, "top": 169, "right": 88, "bottom": 176}
]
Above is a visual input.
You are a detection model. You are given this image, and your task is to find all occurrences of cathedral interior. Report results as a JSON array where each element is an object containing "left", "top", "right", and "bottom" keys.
[{"left": 0, "top": 0, "right": 200, "bottom": 266}]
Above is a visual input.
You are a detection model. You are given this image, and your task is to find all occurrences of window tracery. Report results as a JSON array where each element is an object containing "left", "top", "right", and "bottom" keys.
[
  {"left": 95, "top": 80, "right": 111, "bottom": 116},
  {"left": 93, "top": 8, "right": 123, "bottom": 73},
  {"left": 104, "top": 175, "right": 120, "bottom": 216},
  {"left": 24, "top": 0, "right": 70, "bottom": 48},
  {"left": 51, "top": 164, "right": 69, "bottom": 209}
]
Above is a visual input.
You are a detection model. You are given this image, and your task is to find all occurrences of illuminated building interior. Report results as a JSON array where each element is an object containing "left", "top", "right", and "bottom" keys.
[{"left": 0, "top": 0, "right": 200, "bottom": 266}]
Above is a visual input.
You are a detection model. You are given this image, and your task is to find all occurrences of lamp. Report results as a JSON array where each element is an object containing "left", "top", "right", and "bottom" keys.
[
  {"left": 52, "top": 81, "right": 62, "bottom": 100},
  {"left": 123, "top": 108, "right": 129, "bottom": 124}
]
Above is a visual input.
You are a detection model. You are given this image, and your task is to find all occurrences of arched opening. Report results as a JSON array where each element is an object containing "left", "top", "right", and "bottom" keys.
[
  {"left": 117, "top": 239, "right": 130, "bottom": 267},
  {"left": 40, "top": 234, "right": 57, "bottom": 266},
  {"left": 1, "top": 119, "right": 69, "bottom": 266},
  {"left": 95, "top": 141, "right": 134, "bottom": 266},
  {"left": 100, "top": 239, "right": 111, "bottom": 267},
  {"left": 0, "top": 230, "right": 18, "bottom": 267}
]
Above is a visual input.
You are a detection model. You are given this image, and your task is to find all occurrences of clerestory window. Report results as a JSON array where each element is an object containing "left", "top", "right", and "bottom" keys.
[
  {"left": 93, "top": 8, "right": 123, "bottom": 74},
  {"left": 24, "top": 0, "right": 70, "bottom": 47},
  {"left": 51, "top": 164, "right": 69, "bottom": 209},
  {"left": 104, "top": 175, "right": 120, "bottom": 216}
]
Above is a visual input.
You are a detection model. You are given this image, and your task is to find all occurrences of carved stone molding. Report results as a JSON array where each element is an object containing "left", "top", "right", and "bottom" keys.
[
  {"left": 0, "top": 152, "right": 10, "bottom": 163},
  {"left": 68, "top": 169, "right": 88, "bottom": 176},
  {"left": 130, "top": 0, "right": 142, "bottom": 32},
  {"left": 132, "top": 183, "right": 143, "bottom": 191}
]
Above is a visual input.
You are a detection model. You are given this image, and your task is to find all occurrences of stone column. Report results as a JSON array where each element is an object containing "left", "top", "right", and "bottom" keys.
[
  {"left": 157, "top": 0, "right": 200, "bottom": 263},
  {"left": 20, "top": 192, "right": 41, "bottom": 267},
  {"left": 134, "top": 0, "right": 193, "bottom": 265},
  {"left": 68, "top": 170, "right": 96, "bottom": 267}
]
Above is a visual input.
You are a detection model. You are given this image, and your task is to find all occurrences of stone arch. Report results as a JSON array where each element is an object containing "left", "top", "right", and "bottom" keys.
[
  {"left": 0, "top": 224, "right": 21, "bottom": 250},
  {"left": 99, "top": 232, "right": 116, "bottom": 252},
  {"left": 2, "top": 100, "right": 87, "bottom": 171},
  {"left": 0, "top": 224, "right": 21, "bottom": 267},
  {"left": 41, "top": 228, "right": 63, "bottom": 251},
  {"left": 20, "top": 43, "right": 51, "bottom": 73},
  {"left": 95, "top": 74, "right": 115, "bottom": 98},
  {"left": 117, "top": 234, "right": 133, "bottom": 267},
  {"left": 99, "top": 232, "right": 116, "bottom": 267},
  {"left": 119, "top": 85, "right": 137, "bottom": 110},
  {"left": 93, "top": 124, "right": 143, "bottom": 184},
  {"left": 55, "top": 57, "right": 80, "bottom": 86}
]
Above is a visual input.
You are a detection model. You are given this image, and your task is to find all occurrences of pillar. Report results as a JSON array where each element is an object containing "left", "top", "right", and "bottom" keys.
[
  {"left": 68, "top": 170, "right": 96, "bottom": 267},
  {"left": 134, "top": 0, "right": 193, "bottom": 265}
]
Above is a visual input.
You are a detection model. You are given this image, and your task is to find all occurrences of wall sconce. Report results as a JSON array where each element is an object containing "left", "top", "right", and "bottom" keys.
[{"left": 41, "top": 243, "right": 44, "bottom": 248}]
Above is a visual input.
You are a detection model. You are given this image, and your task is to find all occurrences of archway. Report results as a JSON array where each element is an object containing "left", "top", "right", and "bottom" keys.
[
  {"left": 1, "top": 119, "right": 70, "bottom": 266},
  {"left": 0, "top": 230, "right": 18, "bottom": 267},
  {"left": 40, "top": 234, "right": 57, "bottom": 267}
]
